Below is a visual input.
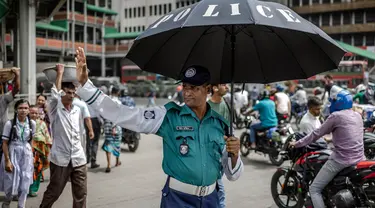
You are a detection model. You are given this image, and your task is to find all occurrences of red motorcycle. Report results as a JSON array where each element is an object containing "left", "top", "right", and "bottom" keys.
[{"left": 271, "top": 133, "right": 375, "bottom": 208}]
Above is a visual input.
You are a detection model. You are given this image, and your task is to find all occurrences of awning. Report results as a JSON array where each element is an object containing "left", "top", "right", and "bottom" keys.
[
  {"left": 336, "top": 40, "right": 375, "bottom": 61},
  {"left": 36, "top": 22, "right": 68, "bottom": 32},
  {"left": 0, "top": 0, "right": 9, "bottom": 21},
  {"left": 86, "top": 4, "right": 118, "bottom": 15},
  {"left": 103, "top": 32, "right": 141, "bottom": 40},
  {"left": 105, "top": 27, "right": 118, "bottom": 35}
]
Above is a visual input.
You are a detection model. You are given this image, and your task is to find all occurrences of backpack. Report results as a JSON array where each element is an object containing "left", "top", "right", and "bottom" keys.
[{"left": 0, "top": 118, "right": 33, "bottom": 162}]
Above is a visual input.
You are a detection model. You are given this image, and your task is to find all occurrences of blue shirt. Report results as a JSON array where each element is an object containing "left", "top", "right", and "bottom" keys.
[{"left": 253, "top": 99, "right": 277, "bottom": 128}]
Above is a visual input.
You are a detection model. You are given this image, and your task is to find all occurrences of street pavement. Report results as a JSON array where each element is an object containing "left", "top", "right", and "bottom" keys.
[{"left": 1, "top": 98, "right": 283, "bottom": 208}]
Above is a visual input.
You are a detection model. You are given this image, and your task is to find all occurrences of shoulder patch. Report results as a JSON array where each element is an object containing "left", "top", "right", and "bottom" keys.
[{"left": 164, "top": 101, "right": 182, "bottom": 111}]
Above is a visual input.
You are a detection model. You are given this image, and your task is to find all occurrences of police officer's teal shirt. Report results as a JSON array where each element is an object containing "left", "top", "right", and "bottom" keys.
[
  {"left": 253, "top": 99, "right": 278, "bottom": 128},
  {"left": 77, "top": 80, "right": 244, "bottom": 186}
]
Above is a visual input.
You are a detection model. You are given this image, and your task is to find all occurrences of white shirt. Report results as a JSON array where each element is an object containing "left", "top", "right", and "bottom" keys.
[
  {"left": 233, "top": 91, "right": 248, "bottom": 109},
  {"left": 73, "top": 98, "right": 91, "bottom": 119},
  {"left": 291, "top": 90, "right": 307, "bottom": 105},
  {"left": 275, "top": 92, "right": 290, "bottom": 114},
  {"left": 47, "top": 86, "right": 86, "bottom": 167},
  {"left": 299, "top": 112, "right": 321, "bottom": 134}
]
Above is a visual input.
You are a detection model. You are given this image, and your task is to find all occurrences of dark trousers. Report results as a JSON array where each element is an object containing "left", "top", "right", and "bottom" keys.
[
  {"left": 86, "top": 117, "right": 101, "bottom": 164},
  {"left": 160, "top": 177, "right": 220, "bottom": 208},
  {"left": 39, "top": 162, "right": 87, "bottom": 208}
]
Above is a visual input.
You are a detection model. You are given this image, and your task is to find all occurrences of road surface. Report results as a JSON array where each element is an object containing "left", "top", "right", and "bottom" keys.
[{"left": 1, "top": 98, "right": 285, "bottom": 208}]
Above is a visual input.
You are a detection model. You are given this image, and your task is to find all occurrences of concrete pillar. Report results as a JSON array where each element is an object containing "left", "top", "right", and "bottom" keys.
[
  {"left": 72, "top": 0, "right": 75, "bottom": 54},
  {"left": 101, "top": 14, "right": 106, "bottom": 77},
  {"left": 1, "top": 19, "right": 6, "bottom": 63},
  {"left": 113, "top": 59, "right": 117, "bottom": 76},
  {"left": 19, "top": 0, "right": 36, "bottom": 103},
  {"left": 84, "top": 0, "right": 87, "bottom": 52}
]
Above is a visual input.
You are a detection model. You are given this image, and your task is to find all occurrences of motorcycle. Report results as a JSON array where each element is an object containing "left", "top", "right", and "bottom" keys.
[
  {"left": 271, "top": 133, "right": 375, "bottom": 208},
  {"left": 364, "top": 132, "right": 375, "bottom": 160},
  {"left": 121, "top": 128, "right": 141, "bottom": 152},
  {"left": 240, "top": 114, "right": 294, "bottom": 166}
]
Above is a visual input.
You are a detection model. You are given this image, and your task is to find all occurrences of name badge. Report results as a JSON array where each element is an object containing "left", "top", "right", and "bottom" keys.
[{"left": 176, "top": 126, "right": 194, "bottom": 131}]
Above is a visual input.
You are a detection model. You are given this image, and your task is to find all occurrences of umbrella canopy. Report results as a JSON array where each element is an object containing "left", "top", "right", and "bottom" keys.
[{"left": 126, "top": 0, "right": 345, "bottom": 84}]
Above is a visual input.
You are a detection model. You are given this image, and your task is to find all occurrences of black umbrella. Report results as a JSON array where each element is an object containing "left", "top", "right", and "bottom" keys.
[{"left": 125, "top": 0, "right": 346, "bottom": 136}]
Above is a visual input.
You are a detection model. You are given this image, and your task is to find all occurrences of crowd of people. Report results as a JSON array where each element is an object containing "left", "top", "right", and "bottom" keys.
[{"left": 0, "top": 46, "right": 373, "bottom": 208}]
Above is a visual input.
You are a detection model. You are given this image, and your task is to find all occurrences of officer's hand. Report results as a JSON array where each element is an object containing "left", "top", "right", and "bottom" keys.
[{"left": 224, "top": 136, "right": 240, "bottom": 157}]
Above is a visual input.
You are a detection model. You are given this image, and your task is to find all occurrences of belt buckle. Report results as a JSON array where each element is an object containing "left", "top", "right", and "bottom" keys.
[{"left": 199, "top": 186, "right": 207, "bottom": 197}]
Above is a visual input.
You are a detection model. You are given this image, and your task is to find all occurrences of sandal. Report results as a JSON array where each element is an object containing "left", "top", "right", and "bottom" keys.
[
  {"left": 105, "top": 167, "right": 111, "bottom": 173},
  {"left": 115, "top": 161, "right": 122, "bottom": 167}
]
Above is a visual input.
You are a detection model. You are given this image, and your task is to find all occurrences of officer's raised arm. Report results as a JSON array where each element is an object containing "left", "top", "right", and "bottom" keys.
[{"left": 75, "top": 47, "right": 166, "bottom": 134}]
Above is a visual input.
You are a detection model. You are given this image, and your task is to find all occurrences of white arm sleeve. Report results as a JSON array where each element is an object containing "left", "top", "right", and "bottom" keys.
[
  {"left": 221, "top": 147, "right": 244, "bottom": 181},
  {"left": 76, "top": 80, "right": 167, "bottom": 134}
]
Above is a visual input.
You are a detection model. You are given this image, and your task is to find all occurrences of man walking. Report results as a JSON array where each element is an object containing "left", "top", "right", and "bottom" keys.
[
  {"left": 40, "top": 64, "right": 87, "bottom": 208},
  {"left": 208, "top": 84, "right": 231, "bottom": 208},
  {"left": 86, "top": 104, "right": 101, "bottom": 168},
  {"left": 75, "top": 47, "right": 243, "bottom": 207},
  {"left": 0, "top": 68, "right": 20, "bottom": 136}
]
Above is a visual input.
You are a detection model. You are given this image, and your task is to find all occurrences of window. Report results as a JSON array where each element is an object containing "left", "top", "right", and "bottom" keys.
[
  {"left": 343, "top": 11, "right": 351, "bottom": 24},
  {"left": 150, "top": 6, "right": 153, "bottom": 16},
  {"left": 142, "top": 7, "right": 145, "bottom": 17},
  {"left": 332, "top": 12, "right": 341, "bottom": 25},
  {"left": 353, "top": 34, "right": 363, "bottom": 46},
  {"left": 129, "top": 27, "right": 132, "bottom": 32},
  {"left": 302, "top": 0, "right": 309, "bottom": 6},
  {"left": 124, "top": 8, "right": 128, "bottom": 18},
  {"left": 321, "top": 13, "right": 330, "bottom": 26},
  {"left": 292, "top": 0, "right": 299, "bottom": 6},
  {"left": 142, "top": 26, "right": 145, "bottom": 31},
  {"left": 176, "top": 2, "right": 180, "bottom": 8},
  {"left": 138, "top": 26, "right": 141, "bottom": 31},
  {"left": 133, "top": 26, "right": 137, "bottom": 32},
  {"left": 125, "top": 27, "right": 128, "bottom": 32},
  {"left": 342, "top": 34, "right": 351, "bottom": 44},
  {"left": 366, "top": 33, "right": 375, "bottom": 45},
  {"left": 168, "top": 3, "right": 172, "bottom": 12},
  {"left": 138, "top": 7, "right": 141, "bottom": 17},
  {"left": 164, "top": 4, "right": 167, "bottom": 14},
  {"left": 159, "top": 5, "right": 162, "bottom": 15},
  {"left": 311, "top": 14, "right": 319, "bottom": 26},
  {"left": 312, "top": 0, "right": 319, "bottom": 4},
  {"left": 366, "top": 9, "right": 375, "bottom": 23},
  {"left": 133, "top": 8, "right": 137, "bottom": 17},
  {"left": 333, "top": 0, "right": 341, "bottom": 2},
  {"left": 129, "top": 8, "right": 132, "bottom": 18},
  {"left": 181, "top": 1, "right": 185, "bottom": 7},
  {"left": 108, "top": 0, "right": 112, "bottom": 9},
  {"left": 322, "top": 0, "right": 330, "bottom": 3},
  {"left": 154, "top": 5, "right": 157, "bottom": 15},
  {"left": 99, "top": 0, "right": 105, "bottom": 7},
  {"left": 355, "top": 10, "right": 364, "bottom": 24}
]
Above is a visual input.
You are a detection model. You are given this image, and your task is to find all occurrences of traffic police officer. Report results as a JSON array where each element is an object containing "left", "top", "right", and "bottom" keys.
[{"left": 75, "top": 47, "right": 244, "bottom": 208}]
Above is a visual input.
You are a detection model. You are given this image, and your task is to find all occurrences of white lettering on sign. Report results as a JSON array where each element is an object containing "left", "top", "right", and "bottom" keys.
[
  {"left": 256, "top": 5, "right": 273, "bottom": 18},
  {"left": 203, "top": 5, "right": 219, "bottom": 17},
  {"left": 277, "top": 9, "right": 301, "bottom": 23},
  {"left": 230, "top": 3, "right": 241, "bottom": 16},
  {"left": 174, "top": 8, "right": 191, "bottom": 22},
  {"left": 151, "top": 14, "right": 174, "bottom": 29}
]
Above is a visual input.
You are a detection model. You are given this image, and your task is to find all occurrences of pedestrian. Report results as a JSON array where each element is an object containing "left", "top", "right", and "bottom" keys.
[
  {"left": 76, "top": 47, "right": 243, "bottom": 208},
  {"left": 0, "top": 99, "right": 35, "bottom": 208},
  {"left": 103, "top": 87, "right": 122, "bottom": 173},
  {"left": 147, "top": 90, "right": 156, "bottom": 107},
  {"left": 28, "top": 105, "right": 52, "bottom": 197},
  {"left": 208, "top": 84, "right": 231, "bottom": 208},
  {"left": 73, "top": 95, "right": 95, "bottom": 154},
  {"left": 39, "top": 64, "right": 87, "bottom": 208},
  {"left": 0, "top": 68, "right": 20, "bottom": 141},
  {"left": 86, "top": 104, "right": 101, "bottom": 169}
]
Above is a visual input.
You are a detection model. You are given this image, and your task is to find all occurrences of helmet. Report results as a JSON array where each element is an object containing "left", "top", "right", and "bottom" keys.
[
  {"left": 329, "top": 87, "right": 353, "bottom": 114},
  {"left": 276, "top": 84, "right": 284, "bottom": 92},
  {"left": 356, "top": 84, "right": 366, "bottom": 94},
  {"left": 296, "top": 84, "right": 304, "bottom": 90},
  {"left": 259, "top": 89, "right": 270, "bottom": 100}
]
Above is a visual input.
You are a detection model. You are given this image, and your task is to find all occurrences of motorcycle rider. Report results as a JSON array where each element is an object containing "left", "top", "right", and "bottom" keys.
[
  {"left": 289, "top": 88, "right": 364, "bottom": 208},
  {"left": 353, "top": 83, "right": 374, "bottom": 105},
  {"left": 245, "top": 90, "right": 278, "bottom": 149},
  {"left": 274, "top": 84, "right": 291, "bottom": 121},
  {"left": 299, "top": 96, "right": 324, "bottom": 135},
  {"left": 290, "top": 84, "right": 307, "bottom": 115}
]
